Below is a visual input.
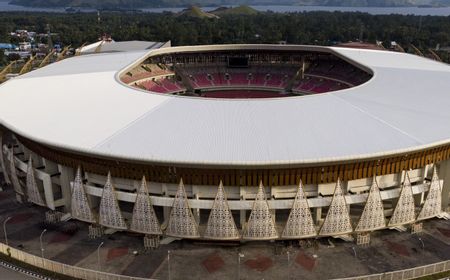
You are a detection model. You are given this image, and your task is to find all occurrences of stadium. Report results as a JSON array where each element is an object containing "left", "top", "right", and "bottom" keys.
[{"left": 0, "top": 42, "right": 449, "bottom": 245}]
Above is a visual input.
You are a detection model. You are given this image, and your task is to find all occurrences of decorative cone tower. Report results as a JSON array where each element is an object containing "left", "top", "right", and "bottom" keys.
[
  {"left": 281, "top": 180, "right": 316, "bottom": 239},
  {"left": 26, "top": 157, "right": 46, "bottom": 206},
  {"left": 98, "top": 172, "right": 127, "bottom": 230},
  {"left": 8, "top": 148, "right": 23, "bottom": 195},
  {"left": 130, "top": 176, "right": 162, "bottom": 235},
  {"left": 417, "top": 167, "right": 442, "bottom": 221},
  {"left": 204, "top": 181, "right": 240, "bottom": 240},
  {"left": 166, "top": 179, "right": 200, "bottom": 238},
  {"left": 319, "top": 178, "right": 353, "bottom": 236},
  {"left": 243, "top": 181, "right": 278, "bottom": 240},
  {"left": 71, "top": 166, "right": 96, "bottom": 223},
  {"left": 388, "top": 173, "right": 416, "bottom": 227},
  {"left": 355, "top": 176, "right": 386, "bottom": 232}
]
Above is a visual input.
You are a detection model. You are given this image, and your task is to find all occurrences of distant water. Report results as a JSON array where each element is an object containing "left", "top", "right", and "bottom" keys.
[{"left": 0, "top": 1, "right": 449, "bottom": 16}]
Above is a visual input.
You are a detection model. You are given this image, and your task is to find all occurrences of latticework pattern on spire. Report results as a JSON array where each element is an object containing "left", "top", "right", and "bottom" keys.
[
  {"left": 130, "top": 177, "right": 162, "bottom": 235},
  {"left": 243, "top": 182, "right": 278, "bottom": 240},
  {"left": 388, "top": 174, "right": 416, "bottom": 227},
  {"left": 204, "top": 181, "right": 240, "bottom": 240},
  {"left": 166, "top": 179, "right": 200, "bottom": 238},
  {"left": 99, "top": 172, "right": 127, "bottom": 230},
  {"left": 319, "top": 179, "right": 353, "bottom": 236},
  {"left": 355, "top": 176, "right": 386, "bottom": 232},
  {"left": 8, "top": 148, "right": 23, "bottom": 195},
  {"left": 71, "top": 167, "right": 96, "bottom": 223},
  {"left": 0, "top": 138, "right": 11, "bottom": 185},
  {"left": 417, "top": 167, "right": 442, "bottom": 221},
  {"left": 26, "top": 157, "right": 46, "bottom": 207},
  {"left": 281, "top": 180, "right": 316, "bottom": 239}
]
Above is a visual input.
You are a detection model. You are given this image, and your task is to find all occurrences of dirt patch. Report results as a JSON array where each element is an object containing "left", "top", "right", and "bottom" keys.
[
  {"left": 385, "top": 241, "right": 410, "bottom": 257},
  {"left": 0, "top": 192, "right": 8, "bottom": 201},
  {"left": 9, "top": 212, "right": 34, "bottom": 224},
  {"left": 107, "top": 247, "right": 129, "bottom": 261},
  {"left": 244, "top": 255, "right": 273, "bottom": 272},
  {"left": 437, "top": 227, "right": 450, "bottom": 238},
  {"left": 295, "top": 251, "right": 317, "bottom": 271},
  {"left": 49, "top": 232, "right": 73, "bottom": 244},
  {"left": 202, "top": 253, "right": 224, "bottom": 273}
]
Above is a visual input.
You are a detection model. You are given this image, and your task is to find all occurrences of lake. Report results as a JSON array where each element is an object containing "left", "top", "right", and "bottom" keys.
[{"left": 0, "top": 1, "right": 449, "bottom": 16}]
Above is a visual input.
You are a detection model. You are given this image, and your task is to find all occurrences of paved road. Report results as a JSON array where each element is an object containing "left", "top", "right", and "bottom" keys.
[{"left": 0, "top": 266, "right": 39, "bottom": 280}]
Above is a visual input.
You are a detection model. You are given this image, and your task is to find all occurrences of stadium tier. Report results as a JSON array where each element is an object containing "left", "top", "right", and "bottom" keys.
[{"left": 0, "top": 44, "right": 449, "bottom": 242}]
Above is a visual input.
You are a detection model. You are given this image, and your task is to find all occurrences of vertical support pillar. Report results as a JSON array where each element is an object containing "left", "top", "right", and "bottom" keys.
[
  {"left": 314, "top": 207, "right": 322, "bottom": 225},
  {"left": 270, "top": 186, "right": 276, "bottom": 225},
  {"left": 240, "top": 193, "right": 246, "bottom": 228},
  {"left": 0, "top": 134, "right": 11, "bottom": 186},
  {"left": 314, "top": 183, "right": 322, "bottom": 225},
  {"left": 194, "top": 193, "right": 200, "bottom": 224},
  {"left": 58, "top": 165, "right": 74, "bottom": 212},
  {"left": 439, "top": 160, "right": 450, "bottom": 212},
  {"left": 162, "top": 183, "right": 170, "bottom": 226}
]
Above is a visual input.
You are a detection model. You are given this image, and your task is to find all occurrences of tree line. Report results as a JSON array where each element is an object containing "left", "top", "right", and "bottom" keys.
[{"left": 0, "top": 11, "right": 449, "bottom": 57}]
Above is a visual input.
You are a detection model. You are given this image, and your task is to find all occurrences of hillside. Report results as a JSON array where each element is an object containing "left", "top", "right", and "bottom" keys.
[
  {"left": 211, "top": 5, "right": 259, "bottom": 15},
  {"left": 176, "top": 6, "right": 219, "bottom": 18},
  {"left": 9, "top": 0, "right": 450, "bottom": 8}
]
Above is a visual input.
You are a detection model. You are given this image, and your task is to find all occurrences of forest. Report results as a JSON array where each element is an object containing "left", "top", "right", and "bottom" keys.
[
  {"left": 10, "top": 0, "right": 450, "bottom": 8},
  {"left": 0, "top": 11, "right": 449, "bottom": 61}
]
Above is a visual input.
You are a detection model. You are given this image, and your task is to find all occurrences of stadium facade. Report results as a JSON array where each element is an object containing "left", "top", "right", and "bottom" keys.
[{"left": 0, "top": 42, "right": 449, "bottom": 243}]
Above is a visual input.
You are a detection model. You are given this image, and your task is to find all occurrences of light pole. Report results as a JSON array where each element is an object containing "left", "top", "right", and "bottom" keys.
[
  {"left": 352, "top": 246, "right": 357, "bottom": 258},
  {"left": 39, "top": 229, "right": 47, "bottom": 258},
  {"left": 97, "top": 241, "right": 104, "bottom": 271},
  {"left": 237, "top": 252, "right": 244, "bottom": 280},
  {"left": 287, "top": 250, "right": 290, "bottom": 280},
  {"left": 418, "top": 237, "right": 425, "bottom": 250},
  {"left": 3, "top": 216, "right": 11, "bottom": 246},
  {"left": 167, "top": 250, "right": 171, "bottom": 280}
]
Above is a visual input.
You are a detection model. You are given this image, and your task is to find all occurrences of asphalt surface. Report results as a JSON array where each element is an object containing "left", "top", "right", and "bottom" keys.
[{"left": 0, "top": 265, "right": 40, "bottom": 280}]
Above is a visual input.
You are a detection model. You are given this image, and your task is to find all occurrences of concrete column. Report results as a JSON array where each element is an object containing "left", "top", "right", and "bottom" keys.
[
  {"left": 162, "top": 183, "right": 170, "bottom": 226},
  {"left": 270, "top": 198, "right": 276, "bottom": 223},
  {"left": 194, "top": 193, "right": 200, "bottom": 224},
  {"left": 415, "top": 165, "right": 429, "bottom": 206},
  {"left": 439, "top": 160, "right": 450, "bottom": 211},
  {"left": 270, "top": 186, "right": 276, "bottom": 223},
  {"left": 0, "top": 134, "right": 11, "bottom": 186},
  {"left": 314, "top": 207, "right": 322, "bottom": 225},
  {"left": 314, "top": 183, "right": 322, "bottom": 225},
  {"left": 240, "top": 193, "right": 246, "bottom": 228},
  {"left": 58, "top": 165, "right": 74, "bottom": 212}
]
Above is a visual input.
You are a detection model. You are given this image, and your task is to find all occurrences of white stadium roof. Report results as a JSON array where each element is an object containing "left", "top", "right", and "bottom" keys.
[{"left": 0, "top": 44, "right": 449, "bottom": 167}]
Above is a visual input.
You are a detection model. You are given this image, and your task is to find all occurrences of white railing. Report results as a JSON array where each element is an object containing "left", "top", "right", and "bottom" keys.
[
  {"left": 0, "top": 243, "right": 153, "bottom": 280},
  {"left": 0, "top": 241, "right": 448, "bottom": 280},
  {"left": 335, "top": 260, "right": 450, "bottom": 280}
]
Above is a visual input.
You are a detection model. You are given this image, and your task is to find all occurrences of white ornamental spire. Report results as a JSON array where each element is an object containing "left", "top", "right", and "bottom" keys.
[
  {"left": 319, "top": 178, "right": 353, "bottom": 236},
  {"left": 99, "top": 172, "right": 127, "bottom": 230},
  {"left": 8, "top": 148, "right": 23, "bottom": 195},
  {"left": 243, "top": 181, "right": 278, "bottom": 240},
  {"left": 0, "top": 137, "right": 11, "bottom": 185},
  {"left": 26, "top": 157, "right": 46, "bottom": 206},
  {"left": 130, "top": 176, "right": 162, "bottom": 235},
  {"left": 166, "top": 178, "right": 200, "bottom": 238},
  {"left": 71, "top": 166, "right": 96, "bottom": 223},
  {"left": 355, "top": 176, "right": 386, "bottom": 232},
  {"left": 204, "top": 181, "right": 240, "bottom": 240},
  {"left": 282, "top": 180, "right": 316, "bottom": 239},
  {"left": 388, "top": 173, "right": 416, "bottom": 227},
  {"left": 417, "top": 167, "right": 442, "bottom": 221}
]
